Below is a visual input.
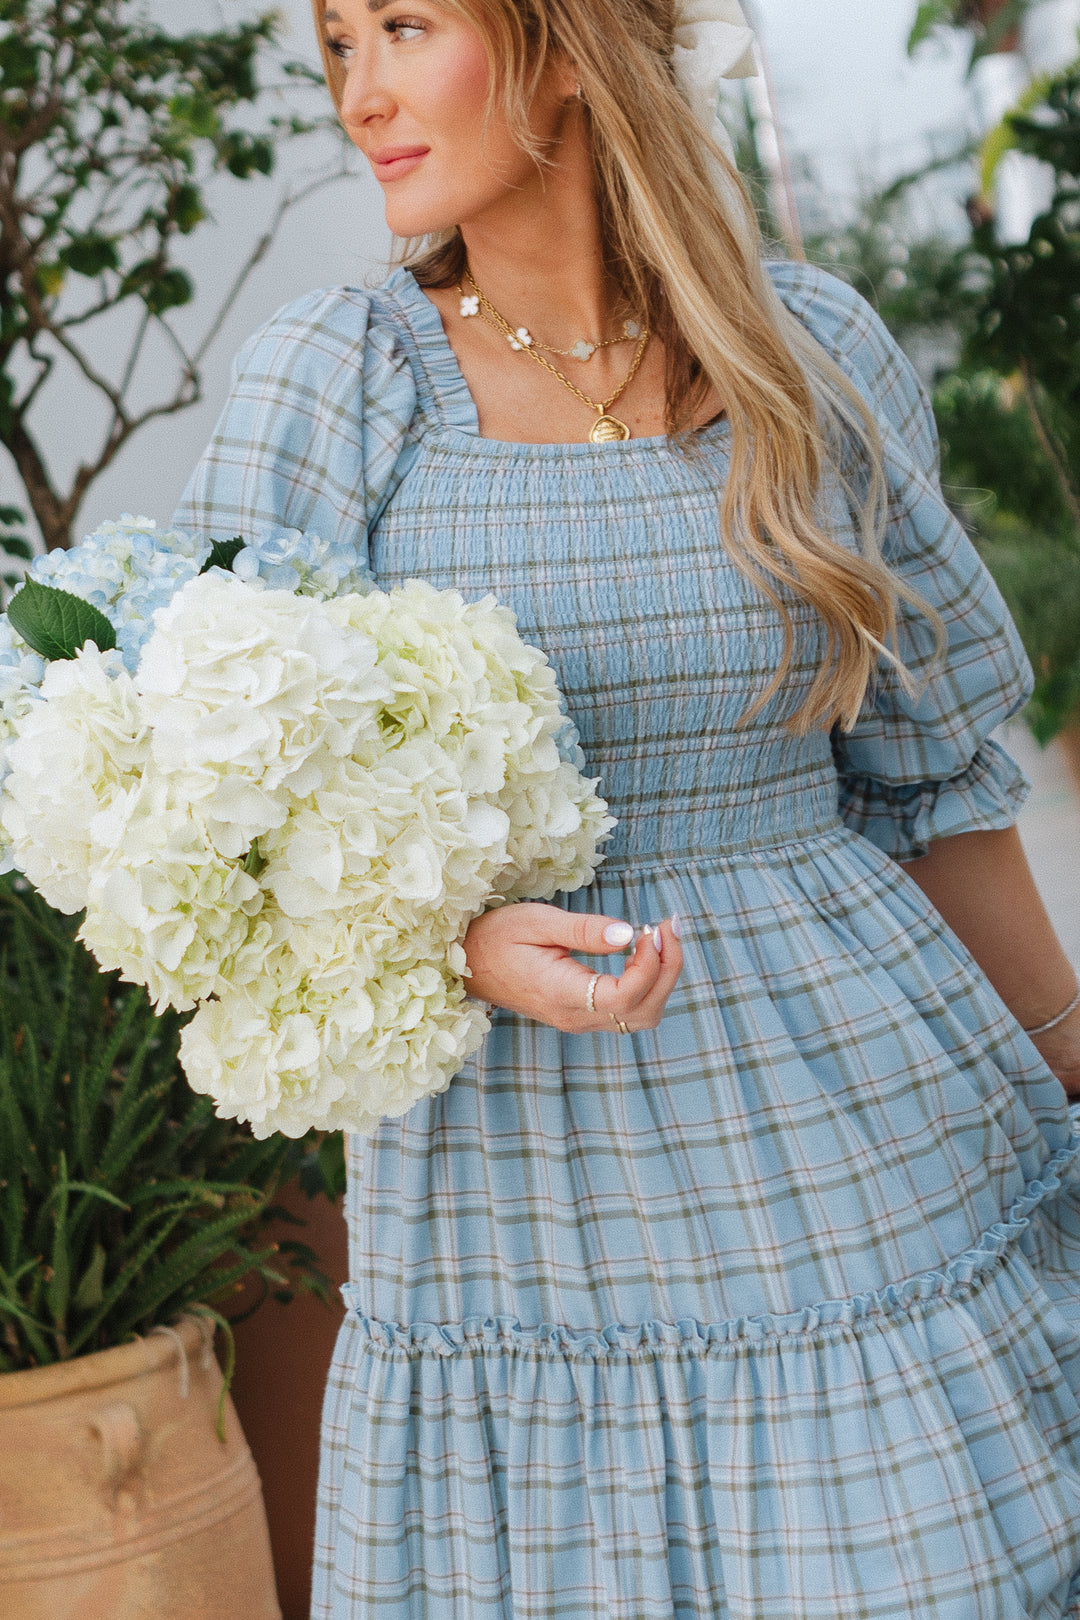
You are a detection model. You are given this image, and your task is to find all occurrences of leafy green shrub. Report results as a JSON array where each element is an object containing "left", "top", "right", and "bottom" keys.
[{"left": 0, "top": 874, "right": 341, "bottom": 1373}]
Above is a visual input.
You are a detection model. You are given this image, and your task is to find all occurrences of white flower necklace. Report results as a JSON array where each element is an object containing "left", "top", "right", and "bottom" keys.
[
  {"left": 458, "top": 285, "right": 642, "bottom": 364},
  {"left": 458, "top": 268, "right": 650, "bottom": 443}
]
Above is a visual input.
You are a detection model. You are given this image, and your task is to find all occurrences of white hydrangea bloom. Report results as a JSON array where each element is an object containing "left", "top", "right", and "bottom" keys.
[
  {"left": 78, "top": 775, "right": 264, "bottom": 1013},
  {"left": 136, "top": 573, "right": 391, "bottom": 849},
  {"left": 0, "top": 543, "right": 615, "bottom": 1138},
  {"left": 0, "top": 647, "right": 147, "bottom": 911},
  {"left": 180, "top": 947, "right": 488, "bottom": 1139}
]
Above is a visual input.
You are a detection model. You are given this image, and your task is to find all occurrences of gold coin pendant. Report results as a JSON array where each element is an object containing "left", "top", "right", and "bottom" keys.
[{"left": 589, "top": 413, "right": 631, "bottom": 444}]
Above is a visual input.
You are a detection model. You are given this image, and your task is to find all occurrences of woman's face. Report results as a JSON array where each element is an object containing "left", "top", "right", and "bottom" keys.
[{"left": 322, "top": 1, "right": 572, "bottom": 239}]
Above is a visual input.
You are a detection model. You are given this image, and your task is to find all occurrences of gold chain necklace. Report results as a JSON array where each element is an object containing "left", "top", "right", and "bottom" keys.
[{"left": 460, "top": 268, "right": 650, "bottom": 443}]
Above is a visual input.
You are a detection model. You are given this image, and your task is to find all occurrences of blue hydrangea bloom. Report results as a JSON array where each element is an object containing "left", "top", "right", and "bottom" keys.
[
  {"left": 28, "top": 516, "right": 210, "bottom": 672},
  {"left": 229, "top": 527, "right": 375, "bottom": 600}
]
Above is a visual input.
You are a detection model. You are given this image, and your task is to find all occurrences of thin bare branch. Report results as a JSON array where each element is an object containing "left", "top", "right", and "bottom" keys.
[
  {"left": 44, "top": 322, "right": 129, "bottom": 423},
  {"left": 15, "top": 350, "right": 54, "bottom": 418},
  {"left": 118, "top": 307, "right": 153, "bottom": 399},
  {"left": 191, "top": 162, "right": 354, "bottom": 368}
]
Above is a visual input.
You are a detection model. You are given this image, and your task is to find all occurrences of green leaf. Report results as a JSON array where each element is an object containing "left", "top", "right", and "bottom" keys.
[
  {"left": 189, "top": 1306, "right": 235, "bottom": 1443},
  {"left": 970, "top": 0, "right": 1028, "bottom": 66},
  {"left": 201, "top": 537, "right": 245, "bottom": 574},
  {"left": 907, "top": 0, "right": 953, "bottom": 54},
  {"left": 73, "top": 1243, "right": 107, "bottom": 1313},
  {"left": 172, "top": 183, "right": 206, "bottom": 234},
  {"left": 143, "top": 268, "right": 194, "bottom": 316},
  {"left": 242, "top": 841, "right": 266, "bottom": 878},
  {"left": 7, "top": 581, "right": 117, "bottom": 661},
  {"left": 0, "top": 36, "right": 40, "bottom": 92},
  {"left": 34, "top": 262, "right": 66, "bottom": 299},
  {"left": 168, "top": 92, "right": 219, "bottom": 139},
  {"left": 60, "top": 1181, "right": 131, "bottom": 1211},
  {"left": 61, "top": 235, "right": 121, "bottom": 278}
]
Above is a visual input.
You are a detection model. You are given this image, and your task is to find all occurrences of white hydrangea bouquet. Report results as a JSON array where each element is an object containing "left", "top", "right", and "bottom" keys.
[{"left": 0, "top": 519, "right": 613, "bottom": 1137}]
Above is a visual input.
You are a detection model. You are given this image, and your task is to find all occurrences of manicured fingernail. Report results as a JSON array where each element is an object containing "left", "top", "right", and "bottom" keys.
[
  {"left": 671, "top": 914, "right": 682, "bottom": 938},
  {"left": 604, "top": 922, "right": 635, "bottom": 946},
  {"left": 652, "top": 924, "right": 662, "bottom": 953}
]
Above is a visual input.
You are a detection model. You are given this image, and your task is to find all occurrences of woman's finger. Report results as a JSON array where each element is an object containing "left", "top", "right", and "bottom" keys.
[
  {"left": 596, "top": 918, "right": 684, "bottom": 1030},
  {"left": 621, "top": 919, "right": 684, "bottom": 1027},
  {"left": 592, "top": 925, "right": 663, "bottom": 1011},
  {"left": 516, "top": 903, "right": 641, "bottom": 958}
]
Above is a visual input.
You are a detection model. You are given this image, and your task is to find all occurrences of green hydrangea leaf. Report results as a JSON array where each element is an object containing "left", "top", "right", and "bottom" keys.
[
  {"left": 7, "top": 580, "right": 117, "bottom": 661},
  {"left": 201, "top": 536, "right": 245, "bottom": 574}
]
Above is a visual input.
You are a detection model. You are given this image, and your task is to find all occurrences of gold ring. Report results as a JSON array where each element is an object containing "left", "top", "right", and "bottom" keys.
[
  {"left": 609, "top": 1013, "right": 631, "bottom": 1036},
  {"left": 585, "top": 972, "right": 601, "bottom": 1014}
]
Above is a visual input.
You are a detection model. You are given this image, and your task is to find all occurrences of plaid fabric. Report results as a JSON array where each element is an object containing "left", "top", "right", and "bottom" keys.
[{"left": 176, "top": 263, "right": 1080, "bottom": 1619}]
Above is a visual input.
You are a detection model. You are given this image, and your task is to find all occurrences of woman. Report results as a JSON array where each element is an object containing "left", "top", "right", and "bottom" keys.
[{"left": 176, "top": 0, "right": 1080, "bottom": 1614}]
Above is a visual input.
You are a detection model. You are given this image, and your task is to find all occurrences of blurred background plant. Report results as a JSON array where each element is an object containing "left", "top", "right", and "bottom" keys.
[
  {"left": 756, "top": 0, "right": 1080, "bottom": 744},
  {"left": 0, "top": 873, "right": 346, "bottom": 1375}
]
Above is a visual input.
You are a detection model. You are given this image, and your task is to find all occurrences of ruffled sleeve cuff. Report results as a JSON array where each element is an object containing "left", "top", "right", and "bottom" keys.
[{"left": 837, "top": 738, "right": 1031, "bottom": 861}]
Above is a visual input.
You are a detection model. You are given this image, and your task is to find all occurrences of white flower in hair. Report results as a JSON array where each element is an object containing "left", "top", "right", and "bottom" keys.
[{"left": 672, "top": 0, "right": 757, "bottom": 164}]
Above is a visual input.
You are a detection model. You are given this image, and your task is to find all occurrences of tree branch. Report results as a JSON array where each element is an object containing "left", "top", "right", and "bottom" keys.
[
  {"left": 191, "top": 161, "right": 354, "bottom": 369},
  {"left": 15, "top": 346, "right": 54, "bottom": 418},
  {"left": 3, "top": 410, "right": 73, "bottom": 553}
]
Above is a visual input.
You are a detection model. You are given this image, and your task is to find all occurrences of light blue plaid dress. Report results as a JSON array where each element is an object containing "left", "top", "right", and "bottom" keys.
[{"left": 176, "top": 261, "right": 1080, "bottom": 1620}]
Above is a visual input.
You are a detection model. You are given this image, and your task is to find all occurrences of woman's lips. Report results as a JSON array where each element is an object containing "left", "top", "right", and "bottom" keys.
[{"left": 369, "top": 147, "right": 429, "bottom": 181}]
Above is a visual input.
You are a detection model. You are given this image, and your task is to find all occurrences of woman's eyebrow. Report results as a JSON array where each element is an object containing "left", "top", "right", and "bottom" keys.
[{"left": 322, "top": 2, "right": 395, "bottom": 17}]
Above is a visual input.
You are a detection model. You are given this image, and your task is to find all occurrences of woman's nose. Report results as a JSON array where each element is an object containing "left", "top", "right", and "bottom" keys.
[{"left": 339, "top": 54, "right": 396, "bottom": 139}]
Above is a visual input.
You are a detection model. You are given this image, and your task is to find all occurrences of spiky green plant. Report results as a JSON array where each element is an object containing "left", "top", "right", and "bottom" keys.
[{"left": 0, "top": 873, "right": 339, "bottom": 1373}]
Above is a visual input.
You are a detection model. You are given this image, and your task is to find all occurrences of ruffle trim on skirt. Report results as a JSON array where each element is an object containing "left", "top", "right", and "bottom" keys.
[{"left": 344, "top": 1134, "right": 1080, "bottom": 1358}]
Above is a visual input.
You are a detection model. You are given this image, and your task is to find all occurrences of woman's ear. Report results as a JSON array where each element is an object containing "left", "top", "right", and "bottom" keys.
[{"left": 547, "top": 49, "right": 582, "bottom": 103}]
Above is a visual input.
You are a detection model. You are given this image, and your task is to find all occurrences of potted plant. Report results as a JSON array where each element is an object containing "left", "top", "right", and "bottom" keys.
[{"left": 0, "top": 874, "right": 338, "bottom": 1619}]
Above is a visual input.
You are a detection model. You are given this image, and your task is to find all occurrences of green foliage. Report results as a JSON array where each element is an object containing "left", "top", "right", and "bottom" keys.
[
  {"left": 7, "top": 578, "right": 117, "bottom": 659},
  {"left": 978, "top": 520, "right": 1080, "bottom": 738},
  {"left": 0, "top": 504, "right": 31, "bottom": 598},
  {"left": 202, "top": 537, "right": 246, "bottom": 575},
  {"left": 908, "top": 0, "right": 1033, "bottom": 69},
  {"left": 0, "top": 877, "right": 334, "bottom": 1372},
  {"left": 819, "top": 32, "right": 1080, "bottom": 739},
  {"left": 968, "top": 69, "right": 1080, "bottom": 414},
  {"left": 934, "top": 370, "right": 1073, "bottom": 535},
  {"left": 962, "top": 63, "right": 1080, "bottom": 735},
  {"left": 0, "top": 1, "right": 281, "bottom": 321},
  {"left": 808, "top": 206, "right": 974, "bottom": 354}
]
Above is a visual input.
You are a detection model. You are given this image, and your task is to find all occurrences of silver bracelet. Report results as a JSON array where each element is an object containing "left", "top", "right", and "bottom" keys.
[{"left": 1024, "top": 986, "right": 1080, "bottom": 1037}]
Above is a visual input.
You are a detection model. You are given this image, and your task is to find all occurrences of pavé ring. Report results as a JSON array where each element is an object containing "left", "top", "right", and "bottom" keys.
[{"left": 585, "top": 972, "right": 601, "bottom": 1013}]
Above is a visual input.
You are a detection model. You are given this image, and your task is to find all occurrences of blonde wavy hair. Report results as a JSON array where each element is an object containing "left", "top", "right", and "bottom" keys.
[{"left": 311, "top": 0, "right": 939, "bottom": 733}]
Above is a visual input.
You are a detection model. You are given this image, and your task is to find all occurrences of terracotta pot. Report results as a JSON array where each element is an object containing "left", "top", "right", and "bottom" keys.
[{"left": 0, "top": 1315, "right": 280, "bottom": 1620}]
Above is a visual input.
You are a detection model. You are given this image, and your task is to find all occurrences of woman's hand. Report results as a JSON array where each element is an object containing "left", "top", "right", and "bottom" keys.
[{"left": 462, "top": 903, "right": 684, "bottom": 1034}]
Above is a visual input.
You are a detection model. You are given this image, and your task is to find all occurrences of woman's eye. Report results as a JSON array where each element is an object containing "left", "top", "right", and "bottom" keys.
[
  {"left": 324, "top": 36, "right": 354, "bottom": 60},
  {"left": 384, "top": 17, "right": 426, "bottom": 40}
]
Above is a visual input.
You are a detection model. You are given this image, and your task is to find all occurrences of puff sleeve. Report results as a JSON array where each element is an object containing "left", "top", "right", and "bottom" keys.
[
  {"left": 172, "top": 285, "right": 419, "bottom": 559},
  {"left": 770, "top": 262, "right": 1034, "bottom": 861}
]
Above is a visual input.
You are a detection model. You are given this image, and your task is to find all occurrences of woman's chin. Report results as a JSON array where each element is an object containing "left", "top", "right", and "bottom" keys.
[{"left": 382, "top": 191, "right": 463, "bottom": 243}]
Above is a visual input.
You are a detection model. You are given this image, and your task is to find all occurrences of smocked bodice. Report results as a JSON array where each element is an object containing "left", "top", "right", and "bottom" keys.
[{"left": 368, "top": 418, "right": 842, "bottom": 866}]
